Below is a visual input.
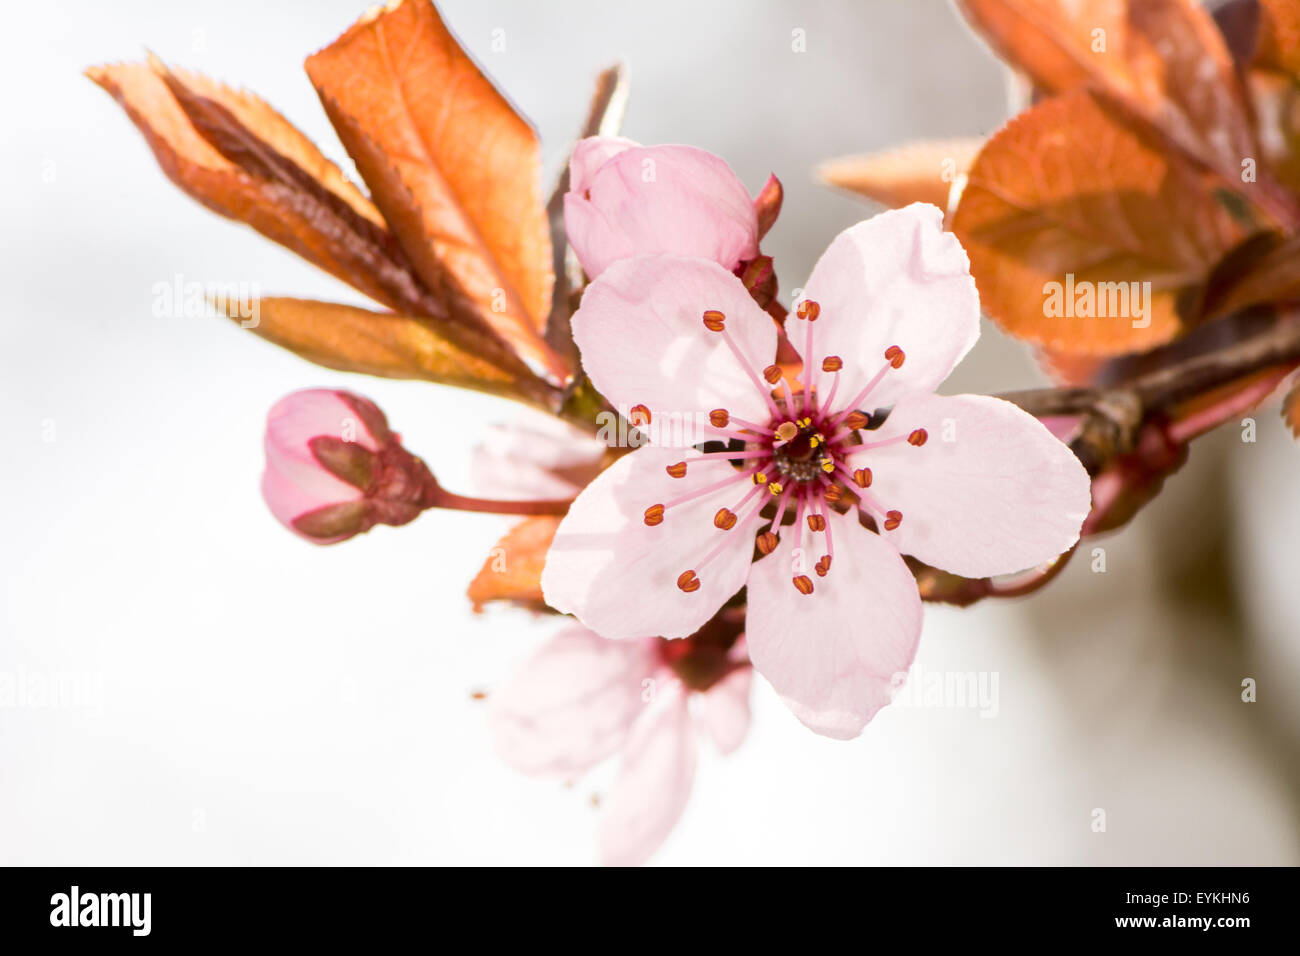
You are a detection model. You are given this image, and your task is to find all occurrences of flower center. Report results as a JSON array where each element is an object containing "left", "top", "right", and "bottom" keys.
[{"left": 642, "top": 301, "right": 928, "bottom": 597}]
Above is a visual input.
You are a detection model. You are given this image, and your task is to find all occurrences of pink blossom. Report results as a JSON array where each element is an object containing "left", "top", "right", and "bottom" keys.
[
  {"left": 262, "top": 388, "right": 436, "bottom": 544},
  {"left": 491, "top": 624, "right": 750, "bottom": 866},
  {"left": 470, "top": 415, "right": 607, "bottom": 501},
  {"left": 542, "top": 204, "right": 1092, "bottom": 739},
  {"left": 564, "top": 136, "right": 761, "bottom": 280}
]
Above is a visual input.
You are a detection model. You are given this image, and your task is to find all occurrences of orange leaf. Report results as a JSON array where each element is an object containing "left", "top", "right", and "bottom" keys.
[
  {"left": 1203, "top": 230, "right": 1300, "bottom": 319},
  {"left": 87, "top": 59, "right": 441, "bottom": 319},
  {"left": 1257, "top": 0, "right": 1300, "bottom": 77},
  {"left": 1249, "top": 68, "right": 1300, "bottom": 195},
  {"left": 1284, "top": 377, "right": 1300, "bottom": 438},
  {"left": 225, "top": 297, "right": 554, "bottom": 406},
  {"left": 304, "top": 0, "right": 564, "bottom": 383},
  {"left": 951, "top": 88, "right": 1251, "bottom": 355},
  {"left": 467, "top": 516, "right": 560, "bottom": 612},
  {"left": 818, "top": 138, "right": 982, "bottom": 213},
  {"left": 956, "top": 0, "right": 1258, "bottom": 186}
]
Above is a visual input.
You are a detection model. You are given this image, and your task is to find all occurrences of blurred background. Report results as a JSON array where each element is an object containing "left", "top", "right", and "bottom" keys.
[{"left": 2, "top": 0, "right": 1296, "bottom": 864}]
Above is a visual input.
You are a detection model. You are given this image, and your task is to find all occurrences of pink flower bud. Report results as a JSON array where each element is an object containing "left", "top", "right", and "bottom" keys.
[{"left": 261, "top": 389, "right": 437, "bottom": 544}]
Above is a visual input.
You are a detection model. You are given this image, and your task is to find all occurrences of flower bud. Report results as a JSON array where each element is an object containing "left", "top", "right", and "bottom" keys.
[{"left": 261, "top": 389, "right": 437, "bottom": 544}]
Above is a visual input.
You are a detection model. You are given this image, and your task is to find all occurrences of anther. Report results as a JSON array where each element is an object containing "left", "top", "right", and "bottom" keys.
[
  {"left": 908, "top": 428, "right": 928, "bottom": 446},
  {"left": 756, "top": 531, "right": 779, "bottom": 555},
  {"left": 815, "top": 555, "right": 832, "bottom": 576},
  {"left": 884, "top": 345, "right": 905, "bottom": 369},
  {"left": 767, "top": 482, "right": 784, "bottom": 495},
  {"left": 807, "top": 514, "right": 826, "bottom": 532},
  {"left": 702, "top": 310, "right": 726, "bottom": 332},
  {"left": 714, "top": 508, "right": 738, "bottom": 531},
  {"left": 884, "top": 510, "right": 903, "bottom": 531},
  {"left": 709, "top": 409, "right": 730, "bottom": 428},
  {"left": 762, "top": 364, "right": 783, "bottom": 385},
  {"left": 666, "top": 462, "right": 687, "bottom": 479},
  {"left": 644, "top": 504, "right": 665, "bottom": 526},
  {"left": 853, "top": 467, "right": 873, "bottom": 488},
  {"left": 677, "top": 570, "right": 701, "bottom": 592},
  {"left": 753, "top": 472, "right": 768, "bottom": 485},
  {"left": 822, "top": 355, "right": 843, "bottom": 372},
  {"left": 792, "top": 575, "right": 815, "bottom": 595},
  {"left": 824, "top": 484, "right": 843, "bottom": 503},
  {"left": 820, "top": 458, "right": 835, "bottom": 473},
  {"left": 629, "top": 404, "right": 651, "bottom": 426},
  {"left": 797, "top": 300, "right": 821, "bottom": 321},
  {"left": 842, "top": 411, "right": 869, "bottom": 430}
]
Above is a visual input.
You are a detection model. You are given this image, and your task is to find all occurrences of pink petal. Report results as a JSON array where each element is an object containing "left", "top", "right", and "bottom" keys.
[
  {"left": 699, "top": 665, "right": 752, "bottom": 755},
  {"left": 564, "top": 142, "right": 759, "bottom": 279},
  {"left": 490, "top": 625, "right": 658, "bottom": 777},
  {"left": 799, "top": 204, "right": 979, "bottom": 410},
  {"left": 541, "top": 445, "right": 760, "bottom": 640},
  {"left": 262, "top": 390, "right": 378, "bottom": 536},
  {"left": 853, "top": 392, "right": 1091, "bottom": 579},
  {"left": 745, "top": 509, "right": 922, "bottom": 739},
  {"left": 572, "top": 255, "right": 777, "bottom": 433},
  {"left": 470, "top": 416, "right": 606, "bottom": 500},
  {"left": 568, "top": 135, "right": 639, "bottom": 195},
  {"left": 598, "top": 679, "right": 696, "bottom": 867}
]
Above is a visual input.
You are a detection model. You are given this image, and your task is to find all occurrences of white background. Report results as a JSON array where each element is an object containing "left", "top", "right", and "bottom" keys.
[{"left": 2, "top": 0, "right": 1297, "bottom": 865}]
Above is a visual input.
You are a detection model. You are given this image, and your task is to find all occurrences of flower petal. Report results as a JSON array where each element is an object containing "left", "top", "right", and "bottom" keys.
[
  {"left": 699, "top": 665, "right": 752, "bottom": 755},
  {"left": 568, "top": 135, "right": 638, "bottom": 195},
  {"left": 572, "top": 256, "right": 777, "bottom": 433},
  {"left": 799, "top": 204, "right": 979, "bottom": 409},
  {"left": 470, "top": 415, "right": 606, "bottom": 500},
  {"left": 852, "top": 392, "right": 1091, "bottom": 578},
  {"left": 565, "top": 142, "right": 759, "bottom": 279},
  {"left": 489, "top": 625, "right": 657, "bottom": 777},
  {"left": 541, "top": 445, "right": 760, "bottom": 640},
  {"left": 746, "top": 509, "right": 922, "bottom": 739},
  {"left": 598, "top": 679, "right": 696, "bottom": 867}
]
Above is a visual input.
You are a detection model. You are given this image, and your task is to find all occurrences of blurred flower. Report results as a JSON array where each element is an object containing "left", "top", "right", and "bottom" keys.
[
  {"left": 564, "top": 136, "right": 761, "bottom": 280},
  {"left": 490, "top": 620, "right": 750, "bottom": 866},
  {"left": 262, "top": 388, "right": 437, "bottom": 544},
  {"left": 543, "top": 203, "right": 1092, "bottom": 739}
]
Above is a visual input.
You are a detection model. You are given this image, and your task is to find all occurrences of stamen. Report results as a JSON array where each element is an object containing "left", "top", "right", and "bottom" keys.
[
  {"left": 762, "top": 364, "right": 783, "bottom": 385},
  {"left": 829, "top": 345, "right": 907, "bottom": 430},
  {"left": 807, "top": 513, "right": 826, "bottom": 532},
  {"left": 756, "top": 530, "right": 779, "bottom": 554},
  {"left": 629, "top": 404, "right": 651, "bottom": 426},
  {"left": 798, "top": 300, "right": 820, "bottom": 411},
  {"left": 908, "top": 428, "right": 928, "bottom": 446},
  {"left": 714, "top": 508, "right": 737, "bottom": 530},
  {"left": 815, "top": 555, "right": 832, "bottom": 576},
  {"left": 796, "top": 300, "right": 821, "bottom": 321},
  {"left": 821, "top": 356, "right": 843, "bottom": 372},
  {"left": 856, "top": 434, "right": 912, "bottom": 452},
  {"left": 677, "top": 570, "right": 701, "bottom": 592},
  {"left": 842, "top": 411, "right": 869, "bottom": 431},
  {"left": 823, "top": 484, "right": 843, "bottom": 504},
  {"left": 884, "top": 510, "right": 903, "bottom": 531},
  {"left": 661, "top": 469, "right": 757, "bottom": 511},
  {"left": 710, "top": 320, "right": 783, "bottom": 418},
  {"left": 665, "top": 462, "right": 687, "bottom": 479},
  {"left": 709, "top": 409, "right": 730, "bottom": 428},
  {"left": 644, "top": 504, "right": 664, "bottom": 526},
  {"left": 793, "top": 574, "right": 815, "bottom": 595},
  {"left": 853, "top": 467, "right": 873, "bottom": 488}
]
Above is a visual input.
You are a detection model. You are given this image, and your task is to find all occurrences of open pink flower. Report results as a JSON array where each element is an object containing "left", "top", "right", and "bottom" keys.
[
  {"left": 542, "top": 203, "right": 1092, "bottom": 739},
  {"left": 491, "top": 623, "right": 750, "bottom": 867},
  {"left": 262, "top": 388, "right": 436, "bottom": 544},
  {"left": 564, "top": 136, "right": 761, "bottom": 280}
]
